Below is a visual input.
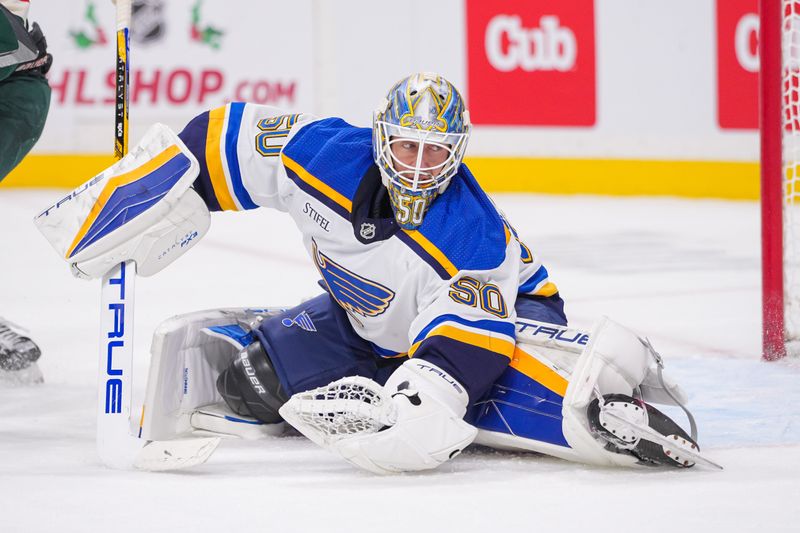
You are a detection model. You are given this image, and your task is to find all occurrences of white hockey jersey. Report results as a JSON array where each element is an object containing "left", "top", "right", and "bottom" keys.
[{"left": 178, "top": 102, "right": 563, "bottom": 399}]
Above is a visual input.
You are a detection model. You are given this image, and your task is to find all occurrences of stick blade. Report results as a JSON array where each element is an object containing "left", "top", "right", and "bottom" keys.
[{"left": 132, "top": 437, "right": 221, "bottom": 472}]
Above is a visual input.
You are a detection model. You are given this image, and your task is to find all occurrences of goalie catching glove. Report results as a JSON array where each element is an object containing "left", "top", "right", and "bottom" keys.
[{"left": 279, "top": 359, "right": 477, "bottom": 475}]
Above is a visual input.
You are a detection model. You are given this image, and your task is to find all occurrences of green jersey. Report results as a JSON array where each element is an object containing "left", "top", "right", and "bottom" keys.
[{"left": 0, "top": 4, "right": 36, "bottom": 82}]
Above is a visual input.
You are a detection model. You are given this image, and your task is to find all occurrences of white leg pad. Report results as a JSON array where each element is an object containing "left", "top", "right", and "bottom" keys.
[
  {"left": 138, "top": 307, "right": 282, "bottom": 441},
  {"left": 190, "top": 402, "right": 285, "bottom": 440},
  {"left": 562, "top": 317, "right": 661, "bottom": 466}
]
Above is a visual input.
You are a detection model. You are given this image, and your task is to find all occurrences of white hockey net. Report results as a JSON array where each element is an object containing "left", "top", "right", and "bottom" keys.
[{"left": 783, "top": 0, "right": 800, "bottom": 351}]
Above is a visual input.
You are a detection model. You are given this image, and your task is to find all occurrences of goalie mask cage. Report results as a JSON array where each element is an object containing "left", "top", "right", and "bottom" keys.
[{"left": 761, "top": 0, "right": 800, "bottom": 360}]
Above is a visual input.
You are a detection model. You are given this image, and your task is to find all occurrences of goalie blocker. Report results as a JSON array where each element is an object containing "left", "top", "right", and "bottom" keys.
[{"left": 34, "top": 123, "right": 210, "bottom": 280}]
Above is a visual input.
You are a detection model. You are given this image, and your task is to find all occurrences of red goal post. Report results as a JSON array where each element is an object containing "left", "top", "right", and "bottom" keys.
[{"left": 761, "top": 0, "right": 800, "bottom": 360}]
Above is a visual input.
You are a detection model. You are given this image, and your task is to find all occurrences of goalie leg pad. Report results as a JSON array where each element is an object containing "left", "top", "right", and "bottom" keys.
[
  {"left": 475, "top": 317, "right": 696, "bottom": 468},
  {"left": 216, "top": 340, "right": 288, "bottom": 424},
  {"left": 190, "top": 403, "right": 285, "bottom": 440},
  {"left": 138, "top": 307, "right": 284, "bottom": 441}
]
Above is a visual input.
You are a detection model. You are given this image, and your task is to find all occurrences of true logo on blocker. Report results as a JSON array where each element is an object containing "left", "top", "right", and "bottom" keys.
[{"left": 466, "top": 0, "right": 596, "bottom": 126}]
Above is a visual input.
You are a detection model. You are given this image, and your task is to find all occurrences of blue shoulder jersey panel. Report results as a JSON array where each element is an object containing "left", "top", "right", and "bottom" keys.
[
  {"left": 395, "top": 164, "right": 508, "bottom": 279},
  {"left": 281, "top": 118, "right": 374, "bottom": 219}
]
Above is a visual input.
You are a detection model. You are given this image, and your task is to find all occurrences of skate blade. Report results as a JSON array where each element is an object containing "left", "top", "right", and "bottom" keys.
[
  {"left": 132, "top": 437, "right": 221, "bottom": 472},
  {"left": 603, "top": 411, "right": 723, "bottom": 470}
]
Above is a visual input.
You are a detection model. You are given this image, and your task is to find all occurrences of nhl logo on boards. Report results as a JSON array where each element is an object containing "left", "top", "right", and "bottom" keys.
[
  {"left": 132, "top": 0, "right": 166, "bottom": 45},
  {"left": 360, "top": 223, "right": 376, "bottom": 240}
]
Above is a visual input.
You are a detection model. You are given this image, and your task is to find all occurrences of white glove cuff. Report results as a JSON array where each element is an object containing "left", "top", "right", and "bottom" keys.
[{"left": 384, "top": 359, "right": 470, "bottom": 418}]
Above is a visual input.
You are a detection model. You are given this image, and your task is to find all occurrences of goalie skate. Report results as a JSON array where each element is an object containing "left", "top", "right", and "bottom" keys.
[{"left": 588, "top": 394, "right": 723, "bottom": 470}]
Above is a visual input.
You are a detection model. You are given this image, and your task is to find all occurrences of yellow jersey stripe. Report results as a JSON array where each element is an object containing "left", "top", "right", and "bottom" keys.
[
  {"left": 402, "top": 229, "right": 459, "bottom": 278},
  {"left": 281, "top": 153, "right": 353, "bottom": 213},
  {"left": 408, "top": 324, "right": 515, "bottom": 359},
  {"left": 509, "top": 347, "right": 568, "bottom": 397},
  {"left": 66, "top": 145, "right": 181, "bottom": 258},
  {"left": 206, "top": 106, "right": 238, "bottom": 211},
  {"left": 534, "top": 281, "right": 559, "bottom": 297}
]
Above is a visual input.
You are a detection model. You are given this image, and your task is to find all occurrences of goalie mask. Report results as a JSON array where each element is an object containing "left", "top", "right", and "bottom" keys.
[{"left": 372, "top": 73, "right": 471, "bottom": 230}]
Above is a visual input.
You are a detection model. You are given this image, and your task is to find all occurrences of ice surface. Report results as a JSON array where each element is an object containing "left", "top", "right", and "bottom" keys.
[{"left": 1, "top": 190, "right": 799, "bottom": 532}]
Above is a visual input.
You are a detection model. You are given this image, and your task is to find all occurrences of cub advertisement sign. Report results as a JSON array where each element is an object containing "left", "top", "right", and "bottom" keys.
[
  {"left": 466, "top": 0, "right": 596, "bottom": 126},
  {"left": 716, "top": 0, "right": 759, "bottom": 129}
]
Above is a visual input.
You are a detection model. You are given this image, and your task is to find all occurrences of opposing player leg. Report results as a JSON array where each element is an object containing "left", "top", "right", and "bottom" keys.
[{"left": 0, "top": 45, "right": 51, "bottom": 182}]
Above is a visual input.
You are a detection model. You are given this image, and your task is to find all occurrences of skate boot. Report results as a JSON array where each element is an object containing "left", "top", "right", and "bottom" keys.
[
  {"left": 588, "top": 393, "right": 700, "bottom": 468},
  {"left": 0, "top": 318, "right": 42, "bottom": 371}
]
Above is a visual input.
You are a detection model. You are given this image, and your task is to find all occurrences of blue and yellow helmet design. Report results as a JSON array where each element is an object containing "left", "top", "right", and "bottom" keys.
[{"left": 373, "top": 73, "right": 471, "bottom": 229}]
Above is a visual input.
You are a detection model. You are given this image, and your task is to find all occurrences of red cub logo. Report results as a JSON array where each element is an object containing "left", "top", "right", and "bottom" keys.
[
  {"left": 466, "top": 0, "right": 596, "bottom": 126},
  {"left": 716, "top": 0, "right": 759, "bottom": 129}
]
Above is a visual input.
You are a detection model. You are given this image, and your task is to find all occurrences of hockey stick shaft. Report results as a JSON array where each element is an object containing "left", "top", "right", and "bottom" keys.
[
  {"left": 114, "top": 0, "right": 131, "bottom": 160},
  {"left": 97, "top": 3, "right": 221, "bottom": 470},
  {"left": 97, "top": 0, "right": 140, "bottom": 469},
  {"left": 97, "top": 262, "right": 143, "bottom": 468}
]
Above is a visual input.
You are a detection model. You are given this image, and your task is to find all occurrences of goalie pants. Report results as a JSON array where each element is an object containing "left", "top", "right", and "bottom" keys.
[{"left": 252, "top": 292, "right": 569, "bottom": 448}]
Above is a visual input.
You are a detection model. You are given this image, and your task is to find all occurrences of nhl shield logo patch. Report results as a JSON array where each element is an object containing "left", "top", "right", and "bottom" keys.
[{"left": 360, "top": 223, "right": 376, "bottom": 240}]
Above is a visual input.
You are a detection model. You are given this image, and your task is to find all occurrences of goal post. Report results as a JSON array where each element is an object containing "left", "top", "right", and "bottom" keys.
[
  {"left": 761, "top": 0, "right": 785, "bottom": 360},
  {"left": 761, "top": 0, "right": 800, "bottom": 360}
]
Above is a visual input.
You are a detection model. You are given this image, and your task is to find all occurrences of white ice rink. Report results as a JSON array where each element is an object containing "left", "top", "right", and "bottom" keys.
[{"left": 1, "top": 189, "right": 799, "bottom": 532}]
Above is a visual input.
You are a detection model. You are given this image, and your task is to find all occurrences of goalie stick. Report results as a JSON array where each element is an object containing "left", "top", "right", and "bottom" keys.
[{"left": 95, "top": 0, "right": 219, "bottom": 471}]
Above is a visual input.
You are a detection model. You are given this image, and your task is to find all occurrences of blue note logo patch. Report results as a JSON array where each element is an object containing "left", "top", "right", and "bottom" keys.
[
  {"left": 281, "top": 311, "right": 317, "bottom": 332},
  {"left": 312, "top": 239, "right": 395, "bottom": 318}
]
